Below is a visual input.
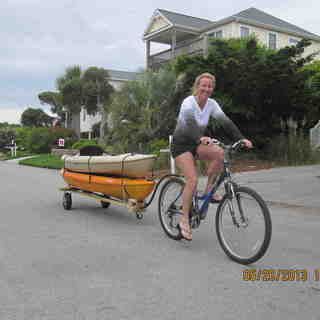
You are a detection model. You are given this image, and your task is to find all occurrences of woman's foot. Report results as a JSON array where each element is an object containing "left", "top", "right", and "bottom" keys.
[
  {"left": 178, "top": 217, "right": 192, "bottom": 241},
  {"left": 210, "top": 193, "right": 223, "bottom": 203}
]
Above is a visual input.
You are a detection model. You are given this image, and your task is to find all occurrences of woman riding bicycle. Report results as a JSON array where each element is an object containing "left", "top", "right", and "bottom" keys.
[{"left": 171, "top": 72, "right": 252, "bottom": 241}]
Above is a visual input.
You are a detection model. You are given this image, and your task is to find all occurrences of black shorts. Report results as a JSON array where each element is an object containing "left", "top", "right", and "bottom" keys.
[{"left": 170, "top": 142, "right": 198, "bottom": 159}]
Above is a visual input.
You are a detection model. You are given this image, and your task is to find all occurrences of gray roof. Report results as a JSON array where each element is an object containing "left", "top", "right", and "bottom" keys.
[
  {"left": 235, "top": 7, "right": 319, "bottom": 38},
  {"left": 107, "top": 69, "right": 140, "bottom": 81},
  {"left": 158, "top": 9, "right": 213, "bottom": 31},
  {"left": 203, "top": 7, "right": 320, "bottom": 40}
]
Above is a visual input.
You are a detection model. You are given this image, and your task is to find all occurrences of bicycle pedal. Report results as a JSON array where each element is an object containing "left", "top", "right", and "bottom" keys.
[{"left": 200, "top": 212, "right": 207, "bottom": 220}]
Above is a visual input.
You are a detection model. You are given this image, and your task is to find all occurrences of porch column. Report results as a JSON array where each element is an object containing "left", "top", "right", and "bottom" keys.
[
  {"left": 146, "top": 40, "right": 150, "bottom": 69},
  {"left": 171, "top": 30, "right": 176, "bottom": 58}
]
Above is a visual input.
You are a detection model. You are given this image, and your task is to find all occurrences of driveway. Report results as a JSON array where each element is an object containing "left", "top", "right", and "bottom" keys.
[{"left": 229, "top": 165, "right": 320, "bottom": 211}]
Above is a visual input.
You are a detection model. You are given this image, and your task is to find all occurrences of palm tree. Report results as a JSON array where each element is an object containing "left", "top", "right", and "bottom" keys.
[
  {"left": 106, "top": 68, "right": 177, "bottom": 153},
  {"left": 81, "top": 67, "right": 114, "bottom": 138},
  {"left": 39, "top": 66, "right": 113, "bottom": 138}
]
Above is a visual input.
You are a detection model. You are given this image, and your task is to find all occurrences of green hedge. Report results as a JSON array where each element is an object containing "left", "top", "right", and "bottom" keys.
[
  {"left": 13, "top": 127, "right": 77, "bottom": 153},
  {"left": 147, "top": 139, "right": 168, "bottom": 156},
  {"left": 71, "top": 139, "right": 104, "bottom": 150}
]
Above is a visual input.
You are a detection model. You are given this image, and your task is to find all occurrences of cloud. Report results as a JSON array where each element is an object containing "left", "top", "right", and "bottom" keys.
[{"left": 0, "top": 108, "right": 23, "bottom": 124}]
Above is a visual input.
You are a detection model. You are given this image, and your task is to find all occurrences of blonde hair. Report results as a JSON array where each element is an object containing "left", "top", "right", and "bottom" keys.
[{"left": 192, "top": 72, "right": 216, "bottom": 95}]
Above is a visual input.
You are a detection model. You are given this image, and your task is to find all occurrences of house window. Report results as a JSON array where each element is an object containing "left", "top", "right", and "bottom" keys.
[
  {"left": 289, "top": 38, "right": 299, "bottom": 45},
  {"left": 240, "top": 26, "right": 250, "bottom": 38},
  {"left": 209, "top": 30, "right": 223, "bottom": 38},
  {"left": 269, "top": 33, "right": 277, "bottom": 50},
  {"left": 83, "top": 109, "right": 86, "bottom": 121}
]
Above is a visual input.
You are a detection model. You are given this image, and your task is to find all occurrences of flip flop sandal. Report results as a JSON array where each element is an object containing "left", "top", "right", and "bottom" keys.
[{"left": 178, "top": 222, "right": 192, "bottom": 241}]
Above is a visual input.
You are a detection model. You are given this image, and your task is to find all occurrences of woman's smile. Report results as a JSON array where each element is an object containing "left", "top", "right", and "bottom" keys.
[{"left": 196, "top": 77, "right": 214, "bottom": 107}]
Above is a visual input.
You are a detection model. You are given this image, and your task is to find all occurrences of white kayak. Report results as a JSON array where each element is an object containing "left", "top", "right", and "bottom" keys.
[{"left": 62, "top": 153, "right": 157, "bottom": 178}]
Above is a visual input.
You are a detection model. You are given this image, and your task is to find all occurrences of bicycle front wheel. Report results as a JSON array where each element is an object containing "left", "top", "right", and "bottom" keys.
[{"left": 216, "top": 186, "right": 272, "bottom": 265}]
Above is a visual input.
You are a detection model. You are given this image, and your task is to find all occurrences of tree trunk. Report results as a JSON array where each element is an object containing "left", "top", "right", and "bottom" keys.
[
  {"left": 71, "top": 111, "right": 80, "bottom": 138},
  {"left": 99, "top": 106, "right": 106, "bottom": 143}
]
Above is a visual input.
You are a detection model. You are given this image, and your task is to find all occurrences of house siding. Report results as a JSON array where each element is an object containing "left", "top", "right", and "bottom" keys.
[
  {"left": 207, "top": 22, "right": 236, "bottom": 39},
  {"left": 148, "top": 16, "right": 170, "bottom": 34},
  {"left": 229, "top": 22, "right": 320, "bottom": 58},
  {"left": 80, "top": 109, "right": 101, "bottom": 133},
  {"left": 304, "top": 41, "right": 320, "bottom": 59}
]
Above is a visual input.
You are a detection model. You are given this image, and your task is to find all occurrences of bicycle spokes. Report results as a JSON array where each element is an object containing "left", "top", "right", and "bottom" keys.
[
  {"left": 158, "top": 177, "right": 185, "bottom": 240},
  {"left": 216, "top": 186, "right": 272, "bottom": 264}
]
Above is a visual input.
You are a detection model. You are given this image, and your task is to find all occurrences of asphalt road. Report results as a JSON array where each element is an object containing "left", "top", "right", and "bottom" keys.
[{"left": 0, "top": 161, "right": 319, "bottom": 320}]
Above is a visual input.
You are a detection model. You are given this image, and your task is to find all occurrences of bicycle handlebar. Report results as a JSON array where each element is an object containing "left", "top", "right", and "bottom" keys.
[{"left": 200, "top": 138, "right": 246, "bottom": 151}]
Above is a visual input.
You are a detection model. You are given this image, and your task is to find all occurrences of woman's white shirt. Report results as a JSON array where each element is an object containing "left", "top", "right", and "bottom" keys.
[{"left": 177, "top": 95, "right": 225, "bottom": 128}]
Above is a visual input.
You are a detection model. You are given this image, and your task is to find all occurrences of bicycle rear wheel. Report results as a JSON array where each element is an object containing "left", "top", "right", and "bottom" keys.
[
  {"left": 158, "top": 177, "right": 184, "bottom": 240},
  {"left": 216, "top": 186, "right": 272, "bottom": 264}
]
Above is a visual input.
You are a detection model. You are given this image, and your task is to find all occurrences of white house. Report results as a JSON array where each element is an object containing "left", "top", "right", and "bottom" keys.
[
  {"left": 144, "top": 7, "right": 320, "bottom": 69},
  {"left": 77, "top": 69, "right": 140, "bottom": 139},
  {"left": 72, "top": 7, "right": 320, "bottom": 139}
]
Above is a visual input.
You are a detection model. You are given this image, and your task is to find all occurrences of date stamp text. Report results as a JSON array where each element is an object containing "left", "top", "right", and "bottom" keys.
[{"left": 243, "top": 268, "right": 320, "bottom": 281}]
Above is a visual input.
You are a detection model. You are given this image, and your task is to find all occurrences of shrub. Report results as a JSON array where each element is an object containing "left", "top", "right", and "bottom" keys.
[
  {"left": 145, "top": 139, "right": 170, "bottom": 171},
  {"left": 49, "top": 127, "right": 77, "bottom": 148},
  {"left": 15, "top": 127, "right": 78, "bottom": 153},
  {"left": 153, "top": 152, "right": 170, "bottom": 171},
  {"left": 15, "top": 127, "right": 33, "bottom": 150},
  {"left": 0, "top": 128, "right": 15, "bottom": 149},
  {"left": 72, "top": 139, "right": 101, "bottom": 150},
  {"left": 27, "top": 128, "right": 53, "bottom": 153},
  {"left": 264, "top": 130, "right": 320, "bottom": 165},
  {"left": 148, "top": 139, "right": 168, "bottom": 156}
]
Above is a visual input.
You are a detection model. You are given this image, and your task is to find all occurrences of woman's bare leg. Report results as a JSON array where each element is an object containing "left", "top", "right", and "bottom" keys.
[
  {"left": 175, "top": 152, "right": 198, "bottom": 239},
  {"left": 197, "top": 144, "right": 224, "bottom": 194}
]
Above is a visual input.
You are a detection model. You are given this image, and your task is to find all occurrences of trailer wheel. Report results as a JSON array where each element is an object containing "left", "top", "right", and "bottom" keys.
[
  {"left": 101, "top": 201, "right": 110, "bottom": 209},
  {"left": 63, "top": 192, "right": 72, "bottom": 210},
  {"left": 136, "top": 213, "right": 143, "bottom": 220}
]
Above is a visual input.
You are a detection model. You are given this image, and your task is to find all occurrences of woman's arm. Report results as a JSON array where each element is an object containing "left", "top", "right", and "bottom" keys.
[
  {"left": 216, "top": 113, "right": 244, "bottom": 142},
  {"left": 210, "top": 101, "right": 245, "bottom": 143}
]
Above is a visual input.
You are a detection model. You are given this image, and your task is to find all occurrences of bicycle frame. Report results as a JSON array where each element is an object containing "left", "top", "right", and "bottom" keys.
[
  {"left": 164, "top": 140, "right": 243, "bottom": 224},
  {"left": 194, "top": 145, "right": 236, "bottom": 219}
]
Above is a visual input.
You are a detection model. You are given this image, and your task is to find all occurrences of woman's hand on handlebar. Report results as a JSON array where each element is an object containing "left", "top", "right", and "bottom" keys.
[
  {"left": 241, "top": 139, "right": 253, "bottom": 149},
  {"left": 199, "top": 136, "right": 213, "bottom": 145},
  {"left": 200, "top": 137, "right": 253, "bottom": 149}
]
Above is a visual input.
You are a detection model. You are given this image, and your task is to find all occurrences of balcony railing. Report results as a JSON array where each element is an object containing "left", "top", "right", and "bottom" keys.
[{"left": 149, "top": 37, "right": 205, "bottom": 68}]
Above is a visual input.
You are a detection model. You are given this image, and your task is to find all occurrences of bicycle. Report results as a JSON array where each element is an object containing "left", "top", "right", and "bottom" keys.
[{"left": 158, "top": 139, "right": 272, "bottom": 265}]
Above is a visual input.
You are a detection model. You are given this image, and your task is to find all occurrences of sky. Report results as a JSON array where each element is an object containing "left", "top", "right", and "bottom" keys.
[{"left": 1, "top": 0, "right": 320, "bottom": 124}]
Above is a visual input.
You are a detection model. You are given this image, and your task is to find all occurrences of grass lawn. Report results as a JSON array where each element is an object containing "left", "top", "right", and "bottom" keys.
[
  {"left": 19, "top": 154, "right": 63, "bottom": 169},
  {"left": 0, "top": 150, "right": 34, "bottom": 160}
]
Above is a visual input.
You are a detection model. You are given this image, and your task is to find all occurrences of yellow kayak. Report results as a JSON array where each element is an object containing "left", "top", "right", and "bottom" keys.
[{"left": 61, "top": 169, "right": 155, "bottom": 201}]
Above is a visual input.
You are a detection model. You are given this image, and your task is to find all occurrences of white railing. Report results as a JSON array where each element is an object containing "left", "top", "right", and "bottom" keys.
[
  {"left": 310, "top": 120, "right": 320, "bottom": 149},
  {"left": 150, "top": 37, "right": 205, "bottom": 67}
]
